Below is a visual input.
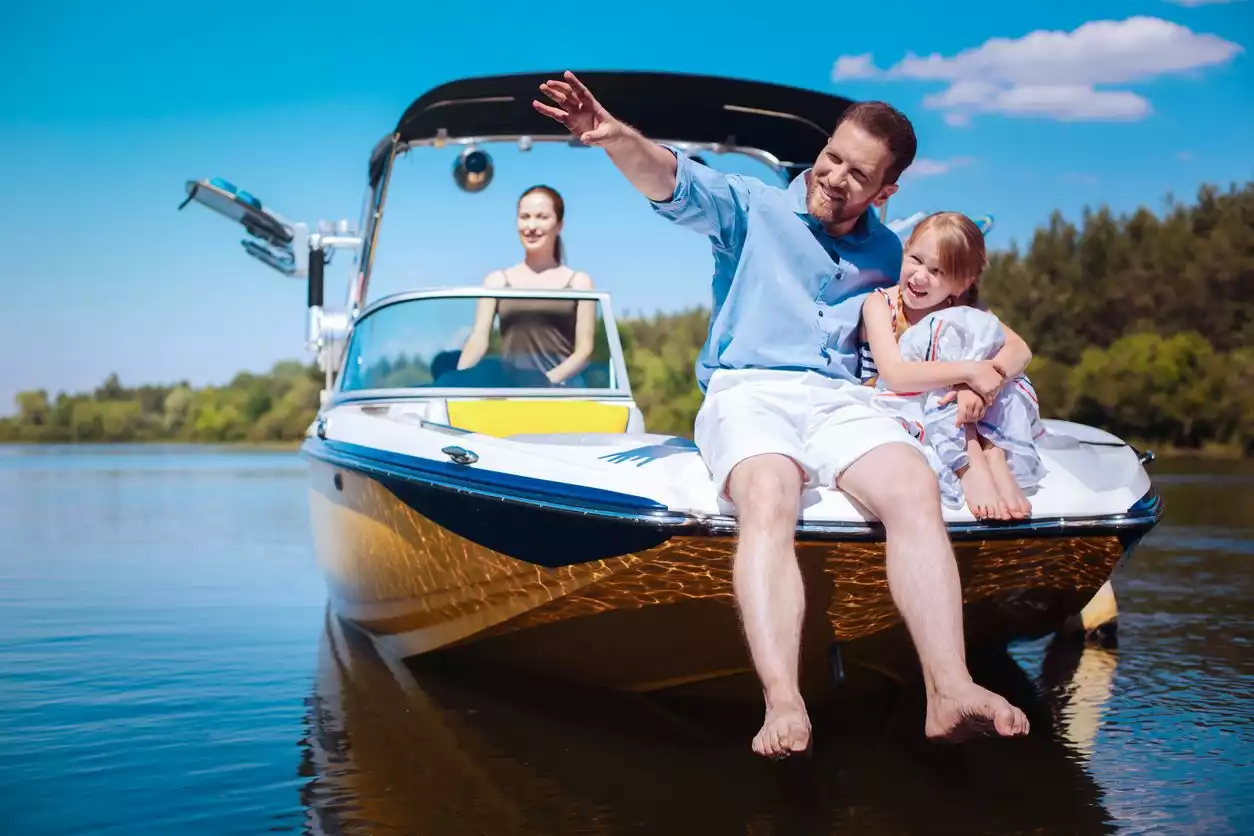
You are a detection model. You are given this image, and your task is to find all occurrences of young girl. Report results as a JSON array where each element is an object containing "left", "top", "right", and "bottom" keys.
[{"left": 858, "top": 211, "right": 1046, "bottom": 521}]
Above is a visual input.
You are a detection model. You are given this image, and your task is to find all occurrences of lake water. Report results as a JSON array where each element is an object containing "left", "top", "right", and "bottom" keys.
[{"left": 1, "top": 445, "right": 1251, "bottom": 835}]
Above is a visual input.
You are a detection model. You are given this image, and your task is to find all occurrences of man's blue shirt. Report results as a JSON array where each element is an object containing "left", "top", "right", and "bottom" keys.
[{"left": 648, "top": 147, "right": 903, "bottom": 391}]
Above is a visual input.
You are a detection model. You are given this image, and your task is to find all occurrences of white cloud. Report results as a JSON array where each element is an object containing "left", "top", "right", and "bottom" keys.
[
  {"left": 924, "top": 84, "right": 1151, "bottom": 121},
  {"left": 885, "top": 17, "right": 1239, "bottom": 86},
  {"left": 902, "top": 156, "right": 975, "bottom": 179},
  {"left": 831, "top": 53, "right": 880, "bottom": 80},
  {"left": 831, "top": 16, "right": 1242, "bottom": 123}
]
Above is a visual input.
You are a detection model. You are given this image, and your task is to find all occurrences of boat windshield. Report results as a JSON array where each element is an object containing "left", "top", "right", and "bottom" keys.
[{"left": 338, "top": 293, "right": 624, "bottom": 393}]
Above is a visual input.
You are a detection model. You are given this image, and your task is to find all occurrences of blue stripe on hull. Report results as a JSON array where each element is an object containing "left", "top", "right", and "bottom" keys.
[
  {"left": 305, "top": 437, "right": 671, "bottom": 516},
  {"left": 304, "top": 441, "right": 678, "bottom": 568}
]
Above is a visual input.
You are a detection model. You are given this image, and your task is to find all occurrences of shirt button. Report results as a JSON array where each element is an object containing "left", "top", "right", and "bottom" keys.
[{"left": 818, "top": 310, "right": 824, "bottom": 317}]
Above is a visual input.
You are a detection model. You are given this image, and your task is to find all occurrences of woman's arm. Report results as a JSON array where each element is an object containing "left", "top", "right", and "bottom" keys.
[
  {"left": 546, "top": 272, "right": 597, "bottom": 384},
  {"left": 456, "top": 271, "right": 505, "bottom": 370},
  {"left": 862, "top": 293, "right": 1002, "bottom": 395}
]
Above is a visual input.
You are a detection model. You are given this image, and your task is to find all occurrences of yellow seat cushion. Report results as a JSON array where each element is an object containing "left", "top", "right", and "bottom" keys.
[{"left": 446, "top": 399, "right": 630, "bottom": 438}]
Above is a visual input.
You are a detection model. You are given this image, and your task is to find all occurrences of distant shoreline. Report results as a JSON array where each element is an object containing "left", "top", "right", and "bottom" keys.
[
  {"left": 0, "top": 438, "right": 1248, "bottom": 461},
  {"left": 1139, "top": 443, "right": 1250, "bottom": 461},
  {"left": 0, "top": 440, "right": 303, "bottom": 452}
]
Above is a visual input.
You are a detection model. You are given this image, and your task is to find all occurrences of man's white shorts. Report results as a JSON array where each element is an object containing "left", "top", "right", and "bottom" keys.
[{"left": 694, "top": 368, "right": 927, "bottom": 499}]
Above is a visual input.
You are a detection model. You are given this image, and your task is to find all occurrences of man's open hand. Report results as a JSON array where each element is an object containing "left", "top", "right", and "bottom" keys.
[{"left": 533, "top": 71, "right": 624, "bottom": 146}]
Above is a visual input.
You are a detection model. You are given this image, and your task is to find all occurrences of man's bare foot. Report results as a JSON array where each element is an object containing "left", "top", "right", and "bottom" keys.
[
  {"left": 958, "top": 460, "right": 1009, "bottom": 520},
  {"left": 752, "top": 700, "right": 811, "bottom": 759},
  {"left": 984, "top": 446, "right": 1032, "bottom": 519},
  {"left": 925, "top": 680, "right": 1030, "bottom": 741}
]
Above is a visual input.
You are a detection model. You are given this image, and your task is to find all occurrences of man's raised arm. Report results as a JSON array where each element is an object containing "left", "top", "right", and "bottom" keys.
[
  {"left": 532, "top": 72, "right": 678, "bottom": 201},
  {"left": 534, "top": 72, "right": 747, "bottom": 249}
]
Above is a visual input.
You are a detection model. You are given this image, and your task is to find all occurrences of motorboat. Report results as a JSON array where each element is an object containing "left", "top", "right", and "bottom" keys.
[{"left": 181, "top": 70, "right": 1163, "bottom": 697}]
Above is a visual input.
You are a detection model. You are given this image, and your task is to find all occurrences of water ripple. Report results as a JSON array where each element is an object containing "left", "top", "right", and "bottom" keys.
[{"left": 1, "top": 448, "right": 1251, "bottom": 835}]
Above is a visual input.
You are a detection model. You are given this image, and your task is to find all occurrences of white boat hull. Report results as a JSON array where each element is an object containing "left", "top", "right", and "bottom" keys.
[{"left": 301, "top": 403, "right": 1161, "bottom": 696}]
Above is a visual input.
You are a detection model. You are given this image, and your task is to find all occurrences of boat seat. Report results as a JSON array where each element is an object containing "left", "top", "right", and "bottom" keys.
[{"left": 445, "top": 399, "right": 632, "bottom": 438}]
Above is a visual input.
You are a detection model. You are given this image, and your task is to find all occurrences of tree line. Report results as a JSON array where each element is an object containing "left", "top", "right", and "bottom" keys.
[
  {"left": 0, "top": 362, "right": 323, "bottom": 444},
  {"left": 3, "top": 180, "right": 1251, "bottom": 455}
]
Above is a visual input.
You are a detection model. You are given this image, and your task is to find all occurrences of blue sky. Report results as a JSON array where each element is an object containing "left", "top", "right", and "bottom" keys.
[{"left": 1, "top": 1, "right": 1250, "bottom": 412}]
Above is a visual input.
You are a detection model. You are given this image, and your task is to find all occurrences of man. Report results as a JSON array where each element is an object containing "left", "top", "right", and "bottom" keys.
[{"left": 534, "top": 72, "right": 1029, "bottom": 758}]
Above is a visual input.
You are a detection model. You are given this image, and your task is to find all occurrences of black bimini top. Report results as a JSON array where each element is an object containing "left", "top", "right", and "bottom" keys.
[{"left": 369, "top": 70, "right": 855, "bottom": 186}]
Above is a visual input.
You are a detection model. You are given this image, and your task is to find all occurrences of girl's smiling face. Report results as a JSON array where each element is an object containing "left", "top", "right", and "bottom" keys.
[{"left": 898, "top": 222, "right": 980, "bottom": 312}]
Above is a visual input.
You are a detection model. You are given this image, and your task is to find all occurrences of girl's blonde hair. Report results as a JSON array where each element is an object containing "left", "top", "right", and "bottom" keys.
[{"left": 905, "top": 211, "right": 987, "bottom": 307}]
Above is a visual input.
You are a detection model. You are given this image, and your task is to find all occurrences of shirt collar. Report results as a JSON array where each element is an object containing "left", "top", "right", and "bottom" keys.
[{"left": 788, "top": 169, "right": 876, "bottom": 243}]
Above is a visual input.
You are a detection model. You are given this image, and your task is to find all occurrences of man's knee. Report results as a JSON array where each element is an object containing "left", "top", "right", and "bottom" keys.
[
  {"left": 727, "top": 454, "right": 803, "bottom": 527},
  {"left": 840, "top": 443, "right": 942, "bottom": 524}
]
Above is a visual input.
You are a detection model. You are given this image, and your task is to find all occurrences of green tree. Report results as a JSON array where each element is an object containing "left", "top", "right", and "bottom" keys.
[
  {"left": 16, "top": 390, "right": 51, "bottom": 427},
  {"left": 95, "top": 373, "right": 126, "bottom": 401},
  {"left": 163, "top": 385, "right": 194, "bottom": 433}
]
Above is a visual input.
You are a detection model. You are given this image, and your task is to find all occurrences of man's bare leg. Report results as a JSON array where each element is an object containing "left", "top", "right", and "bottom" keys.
[
  {"left": 725, "top": 453, "right": 811, "bottom": 758},
  {"left": 837, "top": 442, "right": 1030, "bottom": 739}
]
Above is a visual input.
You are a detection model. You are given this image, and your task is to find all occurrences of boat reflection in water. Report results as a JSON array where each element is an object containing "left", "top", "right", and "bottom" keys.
[{"left": 299, "top": 610, "right": 1122, "bottom": 835}]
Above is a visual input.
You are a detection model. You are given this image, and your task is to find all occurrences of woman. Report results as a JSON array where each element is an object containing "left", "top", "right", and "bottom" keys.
[{"left": 456, "top": 185, "right": 597, "bottom": 386}]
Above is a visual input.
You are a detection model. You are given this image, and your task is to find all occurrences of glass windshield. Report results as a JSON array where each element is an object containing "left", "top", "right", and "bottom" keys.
[
  {"left": 358, "top": 143, "right": 786, "bottom": 313},
  {"left": 338, "top": 294, "right": 621, "bottom": 392}
]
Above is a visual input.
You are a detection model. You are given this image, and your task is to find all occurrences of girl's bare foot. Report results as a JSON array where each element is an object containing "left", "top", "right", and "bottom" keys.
[
  {"left": 752, "top": 700, "right": 811, "bottom": 759},
  {"left": 983, "top": 445, "right": 1032, "bottom": 519},
  {"left": 958, "top": 459, "right": 1009, "bottom": 520}
]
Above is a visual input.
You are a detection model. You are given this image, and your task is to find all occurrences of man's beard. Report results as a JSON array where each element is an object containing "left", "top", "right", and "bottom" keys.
[{"left": 807, "top": 182, "right": 862, "bottom": 226}]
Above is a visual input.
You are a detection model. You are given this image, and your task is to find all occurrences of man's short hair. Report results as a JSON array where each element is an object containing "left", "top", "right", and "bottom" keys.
[{"left": 837, "top": 101, "right": 917, "bottom": 185}]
